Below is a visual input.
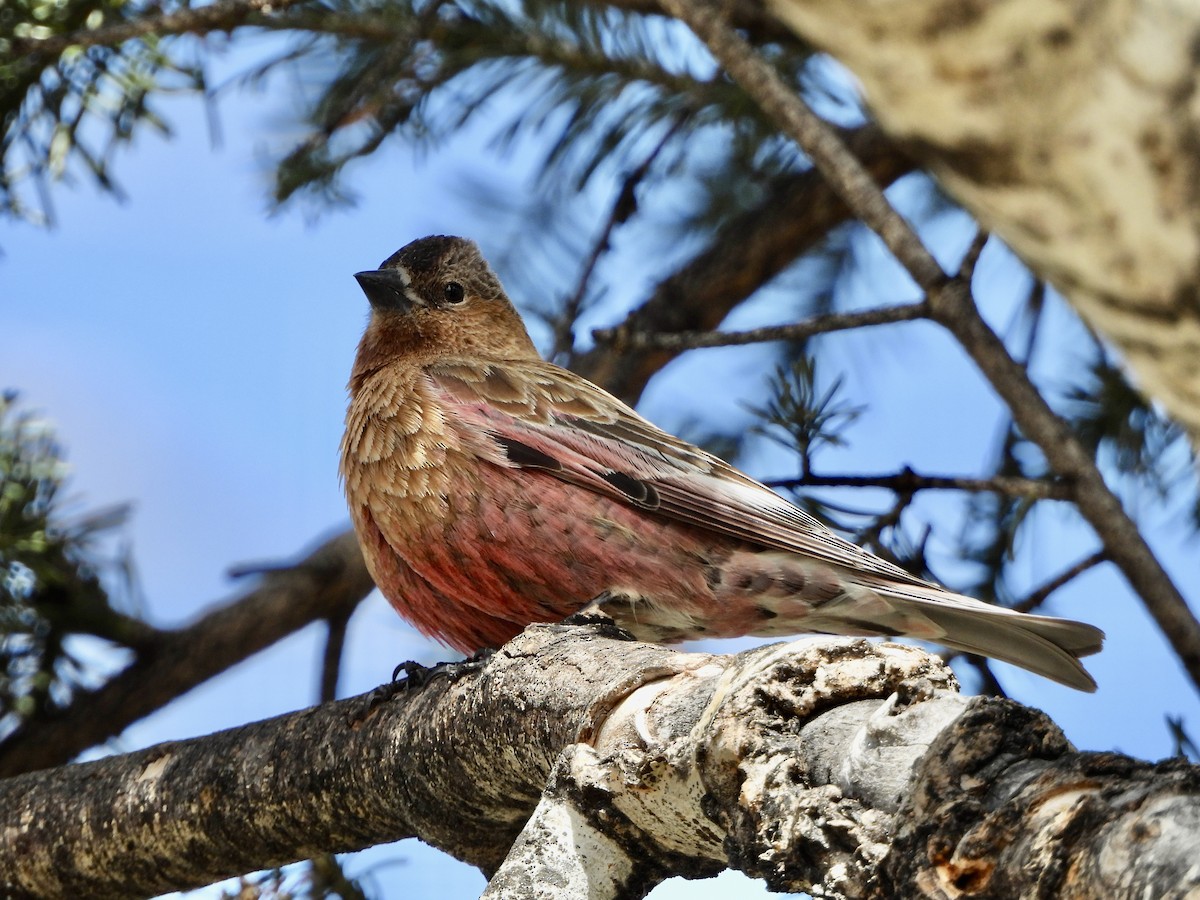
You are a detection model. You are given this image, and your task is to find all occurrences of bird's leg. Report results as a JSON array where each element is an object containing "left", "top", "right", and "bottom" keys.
[
  {"left": 562, "top": 591, "right": 640, "bottom": 641},
  {"left": 389, "top": 659, "right": 436, "bottom": 688},
  {"left": 384, "top": 648, "right": 497, "bottom": 692},
  {"left": 409, "top": 647, "right": 497, "bottom": 683},
  {"left": 346, "top": 650, "right": 497, "bottom": 725}
]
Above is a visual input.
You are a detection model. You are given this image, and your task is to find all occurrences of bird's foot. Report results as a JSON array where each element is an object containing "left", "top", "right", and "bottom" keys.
[
  {"left": 346, "top": 650, "right": 495, "bottom": 726},
  {"left": 562, "top": 594, "right": 638, "bottom": 642},
  {"left": 392, "top": 648, "right": 496, "bottom": 687},
  {"left": 561, "top": 610, "right": 619, "bottom": 628}
]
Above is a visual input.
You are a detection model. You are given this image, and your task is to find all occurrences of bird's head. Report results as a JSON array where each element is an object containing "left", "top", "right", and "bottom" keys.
[{"left": 351, "top": 235, "right": 539, "bottom": 381}]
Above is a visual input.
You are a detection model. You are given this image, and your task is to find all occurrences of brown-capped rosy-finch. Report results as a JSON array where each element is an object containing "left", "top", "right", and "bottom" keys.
[{"left": 341, "top": 235, "right": 1104, "bottom": 690}]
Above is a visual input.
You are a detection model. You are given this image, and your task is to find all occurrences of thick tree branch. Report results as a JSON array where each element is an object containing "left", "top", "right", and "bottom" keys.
[
  {"left": 758, "top": 0, "right": 1200, "bottom": 448},
  {"left": 0, "top": 625, "right": 698, "bottom": 897},
  {"left": 3, "top": 626, "right": 1198, "bottom": 899},
  {"left": 882, "top": 703, "right": 1200, "bottom": 898},
  {"left": 0, "top": 529, "right": 374, "bottom": 778},
  {"left": 660, "top": 0, "right": 1200, "bottom": 694}
]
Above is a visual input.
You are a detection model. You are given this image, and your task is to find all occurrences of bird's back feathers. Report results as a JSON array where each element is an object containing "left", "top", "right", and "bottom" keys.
[{"left": 425, "top": 359, "right": 1102, "bottom": 690}]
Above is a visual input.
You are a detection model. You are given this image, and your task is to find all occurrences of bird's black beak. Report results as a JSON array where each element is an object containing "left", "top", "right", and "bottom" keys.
[{"left": 354, "top": 268, "right": 414, "bottom": 312}]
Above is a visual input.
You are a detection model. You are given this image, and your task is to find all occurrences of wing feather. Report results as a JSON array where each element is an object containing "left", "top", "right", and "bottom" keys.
[{"left": 429, "top": 359, "right": 931, "bottom": 587}]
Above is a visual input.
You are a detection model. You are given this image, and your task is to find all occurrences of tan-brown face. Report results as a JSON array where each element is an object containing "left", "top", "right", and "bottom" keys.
[{"left": 351, "top": 235, "right": 539, "bottom": 376}]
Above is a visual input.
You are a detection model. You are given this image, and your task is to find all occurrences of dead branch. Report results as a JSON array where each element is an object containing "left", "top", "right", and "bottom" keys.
[{"left": 765, "top": 468, "right": 1073, "bottom": 502}]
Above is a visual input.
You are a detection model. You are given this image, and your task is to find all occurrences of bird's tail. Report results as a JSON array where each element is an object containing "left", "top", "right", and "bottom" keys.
[{"left": 802, "top": 576, "right": 1104, "bottom": 692}]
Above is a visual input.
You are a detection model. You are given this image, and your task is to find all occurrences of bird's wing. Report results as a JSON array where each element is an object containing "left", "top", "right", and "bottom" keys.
[{"left": 428, "top": 358, "right": 931, "bottom": 587}]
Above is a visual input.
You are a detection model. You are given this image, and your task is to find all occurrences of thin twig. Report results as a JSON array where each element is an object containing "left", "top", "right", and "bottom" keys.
[
  {"left": 594, "top": 300, "right": 928, "bottom": 352},
  {"left": 320, "top": 609, "right": 353, "bottom": 704},
  {"left": 958, "top": 230, "right": 990, "bottom": 283},
  {"left": 766, "top": 468, "right": 1074, "bottom": 502},
  {"left": 1021, "top": 284, "right": 1049, "bottom": 375},
  {"left": 554, "top": 118, "right": 684, "bottom": 363},
  {"left": 1014, "top": 550, "right": 1109, "bottom": 614}
]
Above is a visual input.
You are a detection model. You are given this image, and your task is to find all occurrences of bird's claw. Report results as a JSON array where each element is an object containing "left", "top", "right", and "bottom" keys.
[
  {"left": 392, "top": 648, "right": 496, "bottom": 687},
  {"left": 346, "top": 651, "right": 496, "bottom": 726},
  {"left": 390, "top": 659, "right": 434, "bottom": 687}
]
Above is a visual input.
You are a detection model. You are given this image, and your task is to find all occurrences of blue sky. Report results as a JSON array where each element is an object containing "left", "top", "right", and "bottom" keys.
[{"left": 4, "top": 40, "right": 1199, "bottom": 899}]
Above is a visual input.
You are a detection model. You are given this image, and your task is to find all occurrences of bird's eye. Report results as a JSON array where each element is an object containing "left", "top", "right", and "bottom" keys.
[{"left": 443, "top": 281, "right": 466, "bottom": 305}]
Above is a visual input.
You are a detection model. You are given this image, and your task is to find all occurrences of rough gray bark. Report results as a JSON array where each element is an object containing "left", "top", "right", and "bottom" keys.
[
  {"left": 884, "top": 702, "right": 1200, "bottom": 899},
  {"left": 1, "top": 624, "right": 1197, "bottom": 899},
  {"left": 759, "top": 0, "right": 1200, "bottom": 446}
]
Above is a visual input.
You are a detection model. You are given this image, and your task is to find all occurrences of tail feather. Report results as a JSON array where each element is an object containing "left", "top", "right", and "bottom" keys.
[{"left": 810, "top": 579, "right": 1104, "bottom": 692}]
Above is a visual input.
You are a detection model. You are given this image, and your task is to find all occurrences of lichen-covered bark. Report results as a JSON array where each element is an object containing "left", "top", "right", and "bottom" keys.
[
  {"left": 764, "top": 0, "right": 1200, "bottom": 443},
  {"left": 1, "top": 626, "right": 1197, "bottom": 898},
  {"left": 883, "top": 701, "right": 1200, "bottom": 898}
]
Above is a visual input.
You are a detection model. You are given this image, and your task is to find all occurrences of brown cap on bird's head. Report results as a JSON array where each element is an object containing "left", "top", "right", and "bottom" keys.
[{"left": 351, "top": 235, "right": 539, "bottom": 381}]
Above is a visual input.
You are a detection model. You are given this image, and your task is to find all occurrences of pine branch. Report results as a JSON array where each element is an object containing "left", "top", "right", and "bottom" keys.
[
  {"left": 10, "top": 0, "right": 310, "bottom": 61},
  {"left": 268, "top": 1, "right": 754, "bottom": 207},
  {"left": 552, "top": 117, "right": 682, "bottom": 362}
]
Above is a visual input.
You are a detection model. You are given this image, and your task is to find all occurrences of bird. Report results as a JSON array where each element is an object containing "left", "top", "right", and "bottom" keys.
[{"left": 340, "top": 235, "right": 1104, "bottom": 691}]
